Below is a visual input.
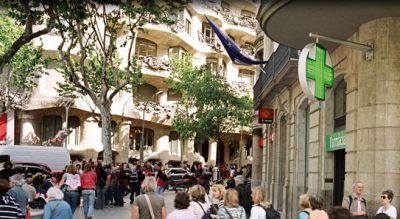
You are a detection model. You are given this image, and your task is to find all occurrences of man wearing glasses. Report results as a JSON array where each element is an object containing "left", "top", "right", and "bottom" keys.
[{"left": 342, "top": 181, "right": 368, "bottom": 219}]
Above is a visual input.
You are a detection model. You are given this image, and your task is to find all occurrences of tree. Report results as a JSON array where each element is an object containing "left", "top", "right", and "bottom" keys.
[
  {"left": 0, "top": 12, "right": 49, "bottom": 113},
  {"left": 167, "top": 56, "right": 253, "bottom": 150},
  {"left": 0, "top": 0, "right": 56, "bottom": 75},
  {"left": 54, "top": 1, "right": 187, "bottom": 165}
]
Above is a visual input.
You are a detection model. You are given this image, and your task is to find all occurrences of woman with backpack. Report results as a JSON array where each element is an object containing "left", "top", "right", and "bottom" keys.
[
  {"left": 188, "top": 184, "right": 209, "bottom": 219},
  {"left": 249, "top": 186, "right": 269, "bottom": 219},
  {"left": 217, "top": 189, "right": 246, "bottom": 219}
]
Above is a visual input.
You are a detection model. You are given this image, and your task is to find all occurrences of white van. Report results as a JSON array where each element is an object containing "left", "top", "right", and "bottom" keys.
[{"left": 0, "top": 145, "right": 70, "bottom": 172}]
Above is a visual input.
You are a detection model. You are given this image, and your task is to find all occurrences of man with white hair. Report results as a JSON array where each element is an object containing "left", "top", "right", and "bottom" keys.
[
  {"left": 43, "top": 187, "right": 73, "bottom": 219},
  {"left": 8, "top": 174, "right": 29, "bottom": 217}
]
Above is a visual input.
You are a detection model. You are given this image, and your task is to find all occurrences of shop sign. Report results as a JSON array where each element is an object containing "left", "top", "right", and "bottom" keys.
[
  {"left": 325, "top": 130, "right": 346, "bottom": 152},
  {"left": 258, "top": 108, "right": 273, "bottom": 124},
  {"left": 298, "top": 43, "right": 334, "bottom": 101}
]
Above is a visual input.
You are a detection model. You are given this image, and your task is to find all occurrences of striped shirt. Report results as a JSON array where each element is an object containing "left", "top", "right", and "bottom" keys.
[{"left": 0, "top": 193, "right": 23, "bottom": 219}]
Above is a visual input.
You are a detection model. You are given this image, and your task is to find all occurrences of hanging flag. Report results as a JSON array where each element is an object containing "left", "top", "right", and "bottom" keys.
[{"left": 206, "top": 16, "right": 267, "bottom": 66}]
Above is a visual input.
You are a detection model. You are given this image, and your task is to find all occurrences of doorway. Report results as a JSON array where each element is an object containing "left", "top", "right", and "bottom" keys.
[
  {"left": 201, "top": 141, "right": 209, "bottom": 162},
  {"left": 217, "top": 141, "right": 225, "bottom": 165},
  {"left": 333, "top": 149, "right": 345, "bottom": 205}
]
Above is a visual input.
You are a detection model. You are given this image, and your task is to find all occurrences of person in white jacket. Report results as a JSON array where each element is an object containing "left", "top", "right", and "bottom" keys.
[
  {"left": 249, "top": 186, "right": 269, "bottom": 219},
  {"left": 376, "top": 190, "right": 397, "bottom": 219}
]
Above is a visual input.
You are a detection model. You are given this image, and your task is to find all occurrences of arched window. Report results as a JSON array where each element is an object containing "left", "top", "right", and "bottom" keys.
[
  {"left": 334, "top": 80, "right": 347, "bottom": 131},
  {"left": 221, "top": 1, "right": 230, "bottom": 11},
  {"left": 67, "top": 116, "right": 80, "bottom": 145},
  {"left": 297, "top": 100, "right": 310, "bottom": 195},
  {"left": 169, "top": 47, "right": 188, "bottom": 59},
  {"left": 42, "top": 116, "right": 62, "bottom": 142},
  {"left": 135, "top": 38, "right": 157, "bottom": 57}
]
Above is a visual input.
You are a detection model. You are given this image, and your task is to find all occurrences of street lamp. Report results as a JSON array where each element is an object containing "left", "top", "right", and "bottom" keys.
[{"left": 139, "top": 91, "right": 162, "bottom": 164}]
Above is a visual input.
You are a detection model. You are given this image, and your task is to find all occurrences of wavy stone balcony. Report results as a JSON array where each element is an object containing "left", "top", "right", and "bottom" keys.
[{"left": 137, "top": 56, "right": 170, "bottom": 72}]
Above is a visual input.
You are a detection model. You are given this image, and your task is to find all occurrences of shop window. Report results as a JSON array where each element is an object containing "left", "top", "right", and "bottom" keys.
[
  {"left": 67, "top": 116, "right": 80, "bottom": 145},
  {"left": 42, "top": 116, "right": 62, "bottom": 142},
  {"left": 129, "top": 127, "right": 154, "bottom": 151},
  {"left": 135, "top": 38, "right": 157, "bottom": 57},
  {"left": 169, "top": 131, "right": 180, "bottom": 155}
]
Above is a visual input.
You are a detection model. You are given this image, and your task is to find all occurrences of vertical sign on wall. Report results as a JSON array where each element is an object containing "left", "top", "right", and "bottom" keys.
[
  {"left": 258, "top": 108, "right": 274, "bottom": 124},
  {"left": 0, "top": 113, "right": 7, "bottom": 144}
]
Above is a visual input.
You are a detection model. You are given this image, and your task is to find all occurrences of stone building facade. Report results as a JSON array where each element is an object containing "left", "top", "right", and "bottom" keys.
[
  {"left": 254, "top": 1, "right": 400, "bottom": 218},
  {"left": 1, "top": 0, "right": 259, "bottom": 166}
]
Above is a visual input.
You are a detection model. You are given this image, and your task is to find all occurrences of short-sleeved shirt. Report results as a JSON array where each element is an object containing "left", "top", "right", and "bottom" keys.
[
  {"left": 133, "top": 192, "right": 165, "bottom": 219},
  {"left": 249, "top": 206, "right": 266, "bottom": 219},
  {"left": 377, "top": 205, "right": 397, "bottom": 219},
  {"left": 63, "top": 173, "right": 81, "bottom": 190},
  {"left": 217, "top": 206, "right": 246, "bottom": 219}
]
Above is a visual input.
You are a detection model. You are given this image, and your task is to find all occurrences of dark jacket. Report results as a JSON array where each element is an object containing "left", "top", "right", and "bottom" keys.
[{"left": 235, "top": 183, "right": 253, "bottom": 214}]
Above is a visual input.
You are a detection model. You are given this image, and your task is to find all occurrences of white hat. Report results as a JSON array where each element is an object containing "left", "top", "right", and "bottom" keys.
[{"left": 47, "top": 187, "right": 64, "bottom": 201}]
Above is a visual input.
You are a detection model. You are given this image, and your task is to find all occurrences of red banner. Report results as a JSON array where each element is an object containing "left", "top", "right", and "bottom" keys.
[
  {"left": 258, "top": 108, "right": 273, "bottom": 124},
  {"left": 258, "top": 136, "right": 263, "bottom": 148},
  {"left": 0, "top": 113, "right": 7, "bottom": 142}
]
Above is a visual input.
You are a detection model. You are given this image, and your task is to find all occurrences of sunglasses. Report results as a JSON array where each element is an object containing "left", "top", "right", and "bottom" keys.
[{"left": 381, "top": 196, "right": 388, "bottom": 199}]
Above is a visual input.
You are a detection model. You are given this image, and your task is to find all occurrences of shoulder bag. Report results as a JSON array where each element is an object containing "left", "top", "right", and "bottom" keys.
[{"left": 144, "top": 194, "right": 155, "bottom": 219}]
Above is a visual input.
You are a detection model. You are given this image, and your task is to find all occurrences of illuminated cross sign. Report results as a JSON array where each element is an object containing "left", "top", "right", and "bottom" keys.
[{"left": 298, "top": 43, "right": 334, "bottom": 101}]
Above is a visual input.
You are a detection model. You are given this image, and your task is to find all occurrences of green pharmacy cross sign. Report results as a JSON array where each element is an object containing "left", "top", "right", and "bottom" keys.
[{"left": 298, "top": 43, "right": 334, "bottom": 101}]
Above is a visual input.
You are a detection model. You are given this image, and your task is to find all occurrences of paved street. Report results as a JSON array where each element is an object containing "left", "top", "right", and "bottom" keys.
[{"left": 72, "top": 191, "right": 176, "bottom": 219}]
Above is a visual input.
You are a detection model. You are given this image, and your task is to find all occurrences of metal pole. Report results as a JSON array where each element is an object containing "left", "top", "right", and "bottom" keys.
[
  {"left": 139, "top": 104, "right": 146, "bottom": 164},
  {"left": 309, "top": 32, "right": 372, "bottom": 52},
  {"left": 65, "top": 105, "right": 69, "bottom": 148}
]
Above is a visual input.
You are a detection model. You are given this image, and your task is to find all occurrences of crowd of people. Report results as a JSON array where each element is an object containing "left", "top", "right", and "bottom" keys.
[{"left": 0, "top": 160, "right": 396, "bottom": 219}]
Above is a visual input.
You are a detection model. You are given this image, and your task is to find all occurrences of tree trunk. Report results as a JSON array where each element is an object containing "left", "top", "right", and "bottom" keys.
[{"left": 99, "top": 104, "right": 113, "bottom": 166}]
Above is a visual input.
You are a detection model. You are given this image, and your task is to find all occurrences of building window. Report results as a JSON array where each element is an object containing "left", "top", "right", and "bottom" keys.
[
  {"left": 241, "top": 10, "right": 255, "bottom": 18},
  {"left": 42, "top": 116, "right": 62, "bottom": 142},
  {"left": 185, "top": 19, "right": 191, "bottom": 35},
  {"left": 169, "top": 131, "right": 180, "bottom": 155},
  {"left": 238, "top": 70, "right": 255, "bottom": 85},
  {"left": 202, "top": 22, "right": 214, "bottom": 44},
  {"left": 334, "top": 80, "right": 346, "bottom": 131},
  {"left": 221, "top": 1, "right": 230, "bottom": 11},
  {"left": 169, "top": 47, "right": 187, "bottom": 59},
  {"left": 206, "top": 57, "right": 219, "bottom": 74},
  {"left": 129, "top": 127, "right": 154, "bottom": 151},
  {"left": 220, "top": 60, "right": 227, "bottom": 78},
  {"left": 67, "top": 116, "right": 80, "bottom": 145},
  {"left": 135, "top": 38, "right": 157, "bottom": 57}
]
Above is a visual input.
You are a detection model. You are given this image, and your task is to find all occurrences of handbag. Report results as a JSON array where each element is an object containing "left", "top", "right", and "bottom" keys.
[
  {"left": 144, "top": 194, "right": 155, "bottom": 219},
  {"left": 60, "top": 184, "right": 68, "bottom": 193},
  {"left": 196, "top": 201, "right": 212, "bottom": 219}
]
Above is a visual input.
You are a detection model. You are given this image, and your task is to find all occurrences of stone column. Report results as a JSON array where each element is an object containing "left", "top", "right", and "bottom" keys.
[
  {"left": 155, "top": 130, "right": 169, "bottom": 152},
  {"left": 115, "top": 121, "right": 131, "bottom": 164},
  {"left": 158, "top": 90, "right": 168, "bottom": 106},
  {"left": 208, "top": 139, "right": 217, "bottom": 166},
  {"left": 5, "top": 110, "right": 14, "bottom": 145},
  {"left": 251, "top": 133, "right": 263, "bottom": 186},
  {"left": 19, "top": 113, "right": 36, "bottom": 145}
]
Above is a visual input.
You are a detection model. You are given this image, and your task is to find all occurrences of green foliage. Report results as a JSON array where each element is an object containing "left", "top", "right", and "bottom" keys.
[
  {"left": 0, "top": 13, "right": 48, "bottom": 96},
  {"left": 167, "top": 57, "right": 253, "bottom": 143}
]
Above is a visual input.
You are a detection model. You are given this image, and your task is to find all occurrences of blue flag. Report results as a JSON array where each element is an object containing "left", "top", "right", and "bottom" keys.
[{"left": 206, "top": 16, "right": 267, "bottom": 66}]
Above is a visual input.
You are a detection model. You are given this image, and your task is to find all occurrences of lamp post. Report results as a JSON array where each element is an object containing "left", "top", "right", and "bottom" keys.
[{"left": 139, "top": 91, "right": 162, "bottom": 164}]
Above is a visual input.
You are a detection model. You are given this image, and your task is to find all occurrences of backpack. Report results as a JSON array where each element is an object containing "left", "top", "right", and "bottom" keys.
[
  {"left": 129, "top": 170, "right": 139, "bottom": 183},
  {"left": 195, "top": 201, "right": 212, "bottom": 219},
  {"left": 262, "top": 205, "right": 281, "bottom": 219},
  {"left": 348, "top": 195, "right": 366, "bottom": 210}
]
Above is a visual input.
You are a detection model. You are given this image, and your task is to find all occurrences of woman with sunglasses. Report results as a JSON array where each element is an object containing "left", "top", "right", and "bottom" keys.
[{"left": 376, "top": 190, "right": 397, "bottom": 219}]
